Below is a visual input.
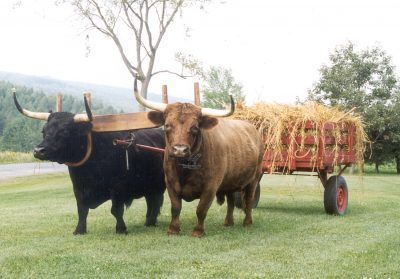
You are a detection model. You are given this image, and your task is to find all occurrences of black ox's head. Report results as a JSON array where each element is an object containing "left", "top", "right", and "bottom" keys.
[
  {"left": 34, "top": 112, "right": 93, "bottom": 163},
  {"left": 13, "top": 90, "right": 93, "bottom": 164}
]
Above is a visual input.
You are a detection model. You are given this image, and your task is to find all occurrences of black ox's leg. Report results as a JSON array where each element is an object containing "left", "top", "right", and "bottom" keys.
[
  {"left": 111, "top": 200, "right": 127, "bottom": 234},
  {"left": 144, "top": 194, "right": 164, "bottom": 226},
  {"left": 74, "top": 201, "right": 89, "bottom": 235}
]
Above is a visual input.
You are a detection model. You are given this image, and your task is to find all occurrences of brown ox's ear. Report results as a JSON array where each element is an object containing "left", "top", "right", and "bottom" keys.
[
  {"left": 148, "top": 111, "right": 165, "bottom": 125},
  {"left": 200, "top": 116, "right": 218, "bottom": 130}
]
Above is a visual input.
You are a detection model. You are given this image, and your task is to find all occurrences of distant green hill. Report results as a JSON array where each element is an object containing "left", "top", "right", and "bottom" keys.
[{"left": 0, "top": 71, "right": 190, "bottom": 112}]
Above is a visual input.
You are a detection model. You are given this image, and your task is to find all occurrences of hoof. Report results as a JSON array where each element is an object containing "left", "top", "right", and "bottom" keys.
[
  {"left": 145, "top": 223, "right": 156, "bottom": 227},
  {"left": 116, "top": 228, "right": 128, "bottom": 234},
  {"left": 167, "top": 228, "right": 180, "bottom": 236},
  {"left": 144, "top": 219, "right": 157, "bottom": 227},
  {"left": 167, "top": 224, "right": 180, "bottom": 236},
  {"left": 73, "top": 229, "right": 86, "bottom": 235},
  {"left": 243, "top": 219, "right": 253, "bottom": 227},
  {"left": 191, "top": 229, "right": 204, "bottom": 238},
  {"left": 224, "top": 218, "right": 234, "bottom": 227}
]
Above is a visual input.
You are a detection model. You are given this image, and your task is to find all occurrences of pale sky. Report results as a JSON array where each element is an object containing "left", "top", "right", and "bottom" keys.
[{"left": 1, "top": 0, "right": 400, "bottom": 104}]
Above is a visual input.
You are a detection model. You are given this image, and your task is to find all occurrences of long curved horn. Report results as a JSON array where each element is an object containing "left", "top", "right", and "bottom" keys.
[
  {"left": 201, "top": 94, "right": 235, "bottom": 117},
  {"left": 133, "top": 76, "right": 167, "bottom": 112},
  {"left": 73, "top": 95, "right": 93, "bottom": 123},
  {"left": 12, "top": 88, "right": 50, "bottom": 121}
]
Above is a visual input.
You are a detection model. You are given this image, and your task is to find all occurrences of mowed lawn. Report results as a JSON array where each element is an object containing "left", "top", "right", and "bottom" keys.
[{"left": 0, "top": 172, "right": 399, "bottom": 278}]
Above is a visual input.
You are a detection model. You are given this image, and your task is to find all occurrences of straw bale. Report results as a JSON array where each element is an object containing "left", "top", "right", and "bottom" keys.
[{"left": 232, "top": 102, "right": 368, "bottom": 172}]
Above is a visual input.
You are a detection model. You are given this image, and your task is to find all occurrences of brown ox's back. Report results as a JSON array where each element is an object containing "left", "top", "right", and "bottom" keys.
[{"left": 199, "top": 119, "right": 263, "bottom": 193}]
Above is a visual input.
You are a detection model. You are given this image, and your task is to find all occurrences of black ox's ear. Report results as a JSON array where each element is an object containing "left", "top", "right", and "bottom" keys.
[
  {"left": 199, "top": 116, "right": 218, "bottom": 130},
  {"left": 147, "top": 111, "right": 165, "bottom": 125}
]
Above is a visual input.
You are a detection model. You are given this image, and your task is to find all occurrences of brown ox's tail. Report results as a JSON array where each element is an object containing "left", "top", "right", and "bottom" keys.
[{"left": 216, "top": 193, "right": 225, "bottom": 205}]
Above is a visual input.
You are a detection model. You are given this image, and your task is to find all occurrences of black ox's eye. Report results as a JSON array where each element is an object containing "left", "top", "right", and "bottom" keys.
[{"left": 57, "top": 130, "right": 70, "bottom": 138}]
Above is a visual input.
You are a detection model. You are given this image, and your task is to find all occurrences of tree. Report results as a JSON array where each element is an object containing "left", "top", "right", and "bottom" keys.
[
  {"left": 59, "top": 0, "right": 208, "bottom": 110},
  {"left": 389, "top": 91, "right": 400, "bottom": 173},
  {"left": 0, "top": 117, "right": 5, "bottom": 136},
  {"left": 308, "top": 42, "right": 399, "bottom": 173},
  {"left": 202, "top": 66, "right": 244, "bottom": 109},
  {"left": 0, "top": 118, "right": 43, "bottom": 152}
]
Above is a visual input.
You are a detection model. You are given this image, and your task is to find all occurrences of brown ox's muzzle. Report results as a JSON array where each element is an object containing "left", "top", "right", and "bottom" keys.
[{"left": 170, "top": 144, "right": 191, "bottom": 158}]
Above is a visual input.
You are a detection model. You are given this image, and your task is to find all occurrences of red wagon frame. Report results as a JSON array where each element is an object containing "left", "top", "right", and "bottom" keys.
[{"left": 255, "top": 120, "right": 356, "bottom": 215}]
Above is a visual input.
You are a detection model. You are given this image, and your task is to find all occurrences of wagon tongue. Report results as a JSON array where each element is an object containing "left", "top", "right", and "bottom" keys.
[
  {"left": 113, "top": 134, "right": 165, "bottom": 154},
  {"left": 113, "top": 133, "right": 165, "bottom": 171}
]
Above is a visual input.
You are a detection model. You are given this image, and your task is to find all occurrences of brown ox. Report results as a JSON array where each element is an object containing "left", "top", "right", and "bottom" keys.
[{"left": 134, "top": 78, "right": 263, "bottom": 237}]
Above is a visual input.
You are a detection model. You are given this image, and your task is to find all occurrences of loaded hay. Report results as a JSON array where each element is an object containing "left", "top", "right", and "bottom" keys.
[{"left": 232, "top": 102, "right": 368, "bottom": 173}]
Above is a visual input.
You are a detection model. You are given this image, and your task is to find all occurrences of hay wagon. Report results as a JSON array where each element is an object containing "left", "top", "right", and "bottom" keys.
[
  {"left": 238, "top": 120, "right": 357, "bottom": 215},
  {"left": 232, "top": 102, "right": 364, "bottom": 216},
  {"left": 266, "top": 120, "right": 356, "bottom": 215}
]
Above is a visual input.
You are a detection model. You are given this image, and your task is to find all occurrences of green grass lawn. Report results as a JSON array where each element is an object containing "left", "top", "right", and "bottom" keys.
[{"left": 0, "top": 173, "right": 399, "bottom": 278}]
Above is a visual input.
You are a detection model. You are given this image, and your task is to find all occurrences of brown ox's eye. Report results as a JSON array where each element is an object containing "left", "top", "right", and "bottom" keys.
[
  {"left": 190, "top": 126, "right": 199, "bottom": 134},
  {"left": 165, "top": 123, "right": 172, "bottom": 131}
]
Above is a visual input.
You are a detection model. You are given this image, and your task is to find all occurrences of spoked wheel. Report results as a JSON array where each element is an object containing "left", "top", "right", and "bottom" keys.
[
  {"left": 234, "top": 182, "right": 261, "bottom": 209},
  {"left": 324, "top": 175, "right": 348, "bottom": 215}
]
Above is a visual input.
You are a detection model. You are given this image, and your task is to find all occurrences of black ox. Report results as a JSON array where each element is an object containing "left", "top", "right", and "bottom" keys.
[{"left": 13, "top": 91, "right": 166, "bottom": 235}]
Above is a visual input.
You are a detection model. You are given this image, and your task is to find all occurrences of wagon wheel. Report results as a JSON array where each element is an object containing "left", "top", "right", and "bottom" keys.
[
  {"left": 234, "top": 182, "right": 261, "bottom": 209},
  {"left": 324, "top": 175, "right": 348, "bottom": 215}
]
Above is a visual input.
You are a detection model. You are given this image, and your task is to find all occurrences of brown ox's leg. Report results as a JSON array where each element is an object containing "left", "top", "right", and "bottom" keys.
[
  {"left": 192, "top": 190, "right": 216, "bottom": 237},
  {"left": 166, "top": 186, "right": 182, "bottom": 235},
  {"left": 243, "top": 181, "right": 257, "bottom": 227},
  {"left": 224, "top": 193, "right": 235, "bottom": 227}
]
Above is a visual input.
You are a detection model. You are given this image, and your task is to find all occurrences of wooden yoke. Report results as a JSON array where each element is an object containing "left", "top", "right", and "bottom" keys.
[
  {"left": 92, "top": 112, "right": 161, "bottom": 132},
  {"left": 90, "top": 88, "right": 164, "bottom": 132},
  {"left": 48, "top": 90, "right": 162, "bottom": 132},
  {"left": 92, "top": 82, "right": 204, "bottom": 132}
]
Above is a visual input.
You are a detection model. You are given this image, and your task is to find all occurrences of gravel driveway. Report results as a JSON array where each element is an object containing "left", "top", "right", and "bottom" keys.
[{"left": 0, "top": 162, "right": 68, "bottom": 182}]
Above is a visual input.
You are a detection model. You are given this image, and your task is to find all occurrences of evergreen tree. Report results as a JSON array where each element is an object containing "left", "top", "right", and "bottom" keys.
[{"left": 0, "top": 81, "right": 118, "bottom": 152}]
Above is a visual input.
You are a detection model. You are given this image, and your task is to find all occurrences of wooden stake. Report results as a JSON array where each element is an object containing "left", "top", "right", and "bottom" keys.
[
  {"left": 194, "top": 82, "right": 200, "bottom": 106},
  {"left": 56, "top": 94, "right": 62, "bottom": 112},
  {"left": 162, "top": 85, "right": 168, "bottom": 104}
]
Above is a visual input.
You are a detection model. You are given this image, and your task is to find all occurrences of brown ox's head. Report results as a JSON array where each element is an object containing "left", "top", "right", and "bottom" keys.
[
  {"left": 133, "top": 78, "right": 235, "bottom": 158},
  {"left": 148, "top": 102, "right": 219, "bottom": 157}
]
